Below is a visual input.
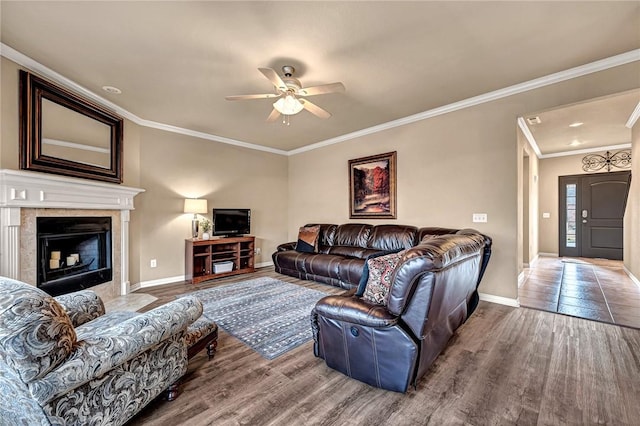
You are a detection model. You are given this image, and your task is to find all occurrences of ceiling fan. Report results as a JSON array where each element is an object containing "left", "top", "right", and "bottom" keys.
[{"left": 225, "top": 66, "right": 345, "bottom": 123}]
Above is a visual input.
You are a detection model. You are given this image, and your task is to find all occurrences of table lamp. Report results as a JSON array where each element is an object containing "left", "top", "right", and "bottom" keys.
[{"left": 184, "top": 198, "right": 208, "bottom": 238}]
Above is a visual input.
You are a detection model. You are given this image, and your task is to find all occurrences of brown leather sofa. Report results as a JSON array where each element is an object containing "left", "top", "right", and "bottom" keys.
[
  {"left": 309, "top": 227, "right": 491, "bottom": 392},
  {"left": 273, "top": 223, "right": 422, "bottom": 289},
  {"left": 273, "top": 223, "right": 492, "bottom": 392}
]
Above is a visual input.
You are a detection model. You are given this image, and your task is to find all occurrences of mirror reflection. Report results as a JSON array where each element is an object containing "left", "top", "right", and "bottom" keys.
[{"left": 41, "top": 99, "right": 112, "bottom": 169}]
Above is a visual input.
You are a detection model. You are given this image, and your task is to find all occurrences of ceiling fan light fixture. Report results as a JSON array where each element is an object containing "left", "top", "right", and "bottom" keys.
[{"left": 273, "top": 94, "right": 304, "bottom": 115}]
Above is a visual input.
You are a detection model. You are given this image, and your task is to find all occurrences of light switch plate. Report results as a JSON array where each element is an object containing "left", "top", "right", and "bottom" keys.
[
  {"left": 472, "top": 213, "right": 488, "bottom": 223},
  {"left": 542, "top": 212, "right": 551, "bottom": 219}
]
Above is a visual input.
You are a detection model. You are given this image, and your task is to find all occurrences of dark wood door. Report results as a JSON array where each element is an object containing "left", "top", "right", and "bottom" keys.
[{"left": 559, "top": 171, "right": 630, "bottom": 260}]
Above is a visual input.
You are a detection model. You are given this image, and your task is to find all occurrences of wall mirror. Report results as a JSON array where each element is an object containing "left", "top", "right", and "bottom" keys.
[{"left": 20, "top": 70, "right": 123, "bottom": 183}]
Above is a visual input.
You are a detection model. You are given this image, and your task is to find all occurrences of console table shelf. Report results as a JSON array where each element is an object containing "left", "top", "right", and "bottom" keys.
[{"left": 185, "top": 236, "right": 255, "bottom": 284}]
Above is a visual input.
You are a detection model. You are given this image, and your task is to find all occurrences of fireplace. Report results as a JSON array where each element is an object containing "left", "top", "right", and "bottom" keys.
[
  {"left": 0, "top": 169, "right": 144, "bottom": 299},
  {"left": 37, "top": 217, "right": 112, "bottom": 296}
]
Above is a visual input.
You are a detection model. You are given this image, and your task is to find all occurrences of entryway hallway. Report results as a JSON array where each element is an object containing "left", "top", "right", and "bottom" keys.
[{"left": 519, "top": 256, "right": 640, "bottom": 329}]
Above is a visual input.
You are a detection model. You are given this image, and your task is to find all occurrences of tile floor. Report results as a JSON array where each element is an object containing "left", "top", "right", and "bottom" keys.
[
  {"left": 103, "top": 292, "right": 157, "bottom": 313},
  {"left": 519, "top": 256, "right": 640, "bottom": 329}
]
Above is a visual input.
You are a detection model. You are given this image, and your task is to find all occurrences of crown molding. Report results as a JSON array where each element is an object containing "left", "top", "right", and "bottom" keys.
[
  {"left": 291, "top": 49, "right": 640, "bottom": 155},
  {"left": 626, "top": 100, "right": 640, "bottom": 128},
  {"left": 517, "top": 117, "right": 542, "bottom": 157},
  {"left": 539, "top": 143, "right": 631, "bottom": 159},
  {"left": 0, "top": 43, "right": 287, "bottom": 156},
  {"left": 135, "top": 118, "right": 288, "bottom": 155},
  {"left": 2, "top": 42, "right": 638, "bottom": 157}
]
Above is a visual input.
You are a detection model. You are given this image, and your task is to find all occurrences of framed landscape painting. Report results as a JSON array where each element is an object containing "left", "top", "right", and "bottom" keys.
[{"left": 349, "top": 151, "right": 397, "bottom": 219}]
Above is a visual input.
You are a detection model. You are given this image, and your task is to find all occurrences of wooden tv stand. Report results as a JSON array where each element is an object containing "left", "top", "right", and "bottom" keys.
[{"left": 185, "top": 236, "right": 255, "bottom": 284}]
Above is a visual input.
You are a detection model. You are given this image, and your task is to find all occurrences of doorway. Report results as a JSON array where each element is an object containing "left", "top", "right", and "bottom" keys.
[{"left": 558, "top": 171, "right": 631, "bottom": 260}]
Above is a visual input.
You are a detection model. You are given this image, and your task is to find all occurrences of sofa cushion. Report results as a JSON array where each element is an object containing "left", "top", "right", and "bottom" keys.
[
  {"left": 417, "top": 227, "right": 458, "bottom": 241},
  {"left": 334, "top": 224, "right": 372, "bottom": 248},
  {"left": 296, "top": 225, "right": 321, "bottom": 253},
  {"left": 0, "top": 278, "right": 76, "bottom": 383},
  {"left": 316, "top": 224, "right": 338, "bottom": 247},
  {"left": 327, "top": 245, "right": 380, "bottom": 260},
  {"left": 302, "top": 253, "right": 343, "bottom": 280},
  {"left": 367, "top": 225, "right": 418, "bottom": 251},
  {"left": 362, "top": 251, "right": 404, "bottom": 306},
  {"left": 336, "top": 257, "right": 367, "bottom": 287}
]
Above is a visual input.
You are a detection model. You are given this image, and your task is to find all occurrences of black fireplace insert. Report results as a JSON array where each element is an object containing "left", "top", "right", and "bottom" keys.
[{"left": 37, "top": 217, "right": 112, "bottom": 296}]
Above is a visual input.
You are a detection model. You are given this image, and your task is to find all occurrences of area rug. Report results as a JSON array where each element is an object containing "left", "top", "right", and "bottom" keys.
[{"left": 184, "top": 277, "right": 329, "bottom": 360}]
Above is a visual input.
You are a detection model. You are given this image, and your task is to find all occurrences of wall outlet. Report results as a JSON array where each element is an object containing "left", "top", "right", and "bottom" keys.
[
  {"left": 254, "top": 247, "right": 261, "bottom": 255},
  {"left": 472, "top": 213, "right": 488, "bottom": 223},
  {"left": 542, "top": 212, "right": 551, "bottom": 219},
  {"left": 150, "top": 259, "right": 157, "bottom": 268}
]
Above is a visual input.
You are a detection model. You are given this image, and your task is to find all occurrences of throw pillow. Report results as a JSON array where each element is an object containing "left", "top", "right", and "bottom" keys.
[
  {"left": 296, "top": 225, "right": 320, "bottom": 253},
  {"left": 362, "top": 251, "right": 404, "bottom": 306},
  {"left": 355, "top": 249, "right": 402, "bottom": 296}
]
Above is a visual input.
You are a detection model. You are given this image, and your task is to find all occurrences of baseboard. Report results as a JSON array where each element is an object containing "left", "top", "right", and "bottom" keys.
[
  {"left": 529, "top": 254, "right": 539, "bottom": 266},
  {"left": 538, "top": 252, "right": 559, "bottom": 257},
  {"left": 623, "top": 266, "right": 640, "bottom": 289},
  {"left": 137, "top": 275, "right": 185, "bottom": 289},
  {"left": 133, "top": 263, "right": 273, "bottom": 291},
  {"left": 479, "top": 292, "right": 520, "bottom": 308}
]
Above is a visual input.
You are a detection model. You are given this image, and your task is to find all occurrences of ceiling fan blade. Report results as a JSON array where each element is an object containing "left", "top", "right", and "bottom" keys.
[
  {"left": 259, "top": 68, "right": 287, "bottom": 91},
  {"left": 225, "top": 93, "right": 279, "bottom": 100},
  {"left": 266, "top": 108, "right": 281, "bottom": 123},
  {"left": 300, "top": 99, "right": 331, "bottom": 119},
  {"left": 297, "top": 82, "right": 345, "bottom": 97}
]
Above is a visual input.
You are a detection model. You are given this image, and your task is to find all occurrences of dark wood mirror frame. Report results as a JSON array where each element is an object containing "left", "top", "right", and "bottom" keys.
[{"left": 19, "top": 70, "right": 123, "bottom": 183}]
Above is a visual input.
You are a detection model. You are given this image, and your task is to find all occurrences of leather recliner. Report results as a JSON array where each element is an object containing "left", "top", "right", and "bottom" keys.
[{"left": 310, "top": 230, "right": 492, "bottom": 392}]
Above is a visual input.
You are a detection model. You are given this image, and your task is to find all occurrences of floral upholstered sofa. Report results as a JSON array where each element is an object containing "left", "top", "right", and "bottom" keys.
[{"left": 0, "top": 277, "right": 203, "bottom": 426}]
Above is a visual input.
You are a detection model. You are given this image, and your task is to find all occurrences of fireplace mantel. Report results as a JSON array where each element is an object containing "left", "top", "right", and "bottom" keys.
[
  {"left": 0, "top": 169, "right": 144, "bottom": 295},
  {"left": 0, "top": 169, "right": 143, "bottom": 210}
]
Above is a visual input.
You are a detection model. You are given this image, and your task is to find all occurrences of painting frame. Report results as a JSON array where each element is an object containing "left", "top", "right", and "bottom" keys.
[{"left": 349, "top": 151, "right": 397, "bottom": 219}]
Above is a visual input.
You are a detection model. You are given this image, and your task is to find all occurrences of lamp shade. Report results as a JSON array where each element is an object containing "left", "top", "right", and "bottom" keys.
[
  {"left": 183, "top": 198, "right": 208, "bottom": 214},
  {"left": 273, "top": 95, "right": 304, "bottom": 115}
]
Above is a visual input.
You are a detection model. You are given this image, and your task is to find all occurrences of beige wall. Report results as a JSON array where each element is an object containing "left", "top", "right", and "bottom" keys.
[
  {"left": 1, "top": 57, "right": 20, "bottom": 168},
  {"left": 131, "top": 127, "right": 288, "bottom": 284},
  {"left": 289, "top": 62, "right": 640, "bottom": 301},
  {"left": 625, "top": 122, "right": 639, "bottom": 280},
  {"left": 527, "top": 152, "right": 540, "bottom": 265},
  {"left": 517, "top": 130, "right": 539, "bottom": 273}
]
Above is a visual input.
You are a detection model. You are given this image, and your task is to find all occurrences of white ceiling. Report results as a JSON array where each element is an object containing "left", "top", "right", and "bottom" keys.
[
  {"left": 1, "top": 1, "right": 639, "bottom": 154},
  {"left": 525, "top": 89, "right": 640, "bottom": 156}
]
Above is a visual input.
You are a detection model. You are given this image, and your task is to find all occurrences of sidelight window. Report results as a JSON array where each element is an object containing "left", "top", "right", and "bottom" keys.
[{"left": 565, "top": 184, "right": 577, "bottom": 248}]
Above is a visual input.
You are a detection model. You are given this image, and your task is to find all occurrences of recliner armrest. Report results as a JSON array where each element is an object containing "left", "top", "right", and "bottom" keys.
[
  {"left": 313, "top": 295, "right": 398, "bottom": 328},
  {"left": 55, "top": 290, "right": 105, "bottom": 327},
  {"left": 28, "top": 296, "right": 203, "bottom": 405}
]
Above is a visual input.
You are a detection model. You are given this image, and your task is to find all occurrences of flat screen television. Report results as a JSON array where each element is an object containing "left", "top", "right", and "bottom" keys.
[{"left": 212, "top": 208, "right": 251, "bottom": 236}]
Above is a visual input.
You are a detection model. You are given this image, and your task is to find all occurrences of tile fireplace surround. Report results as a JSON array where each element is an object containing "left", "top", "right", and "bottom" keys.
[{"left": 0, "top": 169, "right": 144, "bottom": 299}]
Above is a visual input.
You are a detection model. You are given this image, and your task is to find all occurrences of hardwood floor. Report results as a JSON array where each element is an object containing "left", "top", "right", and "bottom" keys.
[
  {"left": 519, "top": 256, "right": 640, "bottom": 329},
  {"left": 128, "top": 268, "right": 640, "bottom": 425}
]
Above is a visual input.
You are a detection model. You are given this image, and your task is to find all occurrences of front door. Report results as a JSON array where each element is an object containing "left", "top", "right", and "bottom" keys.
[{"left": 559, "top": 171, "right": 631, "bottom": 260}]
